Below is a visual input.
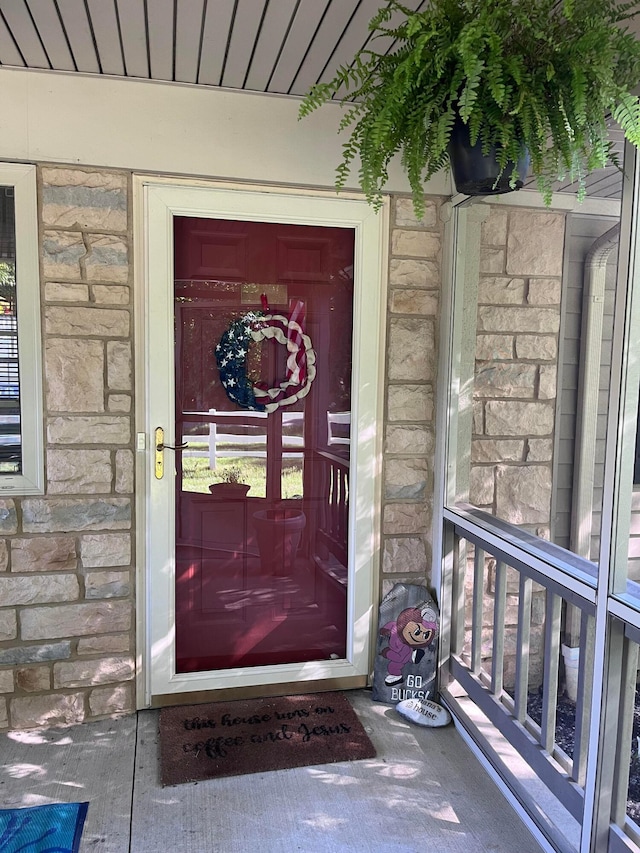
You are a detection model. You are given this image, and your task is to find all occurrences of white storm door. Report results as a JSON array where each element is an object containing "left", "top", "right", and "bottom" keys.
[{"left": 138, "top": 179, "right": 386, "bottom": 702}]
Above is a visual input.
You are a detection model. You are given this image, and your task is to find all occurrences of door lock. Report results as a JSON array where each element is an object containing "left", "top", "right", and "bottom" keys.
[{"left": 154, "top": 427, "right": 188, "bottom": 479}]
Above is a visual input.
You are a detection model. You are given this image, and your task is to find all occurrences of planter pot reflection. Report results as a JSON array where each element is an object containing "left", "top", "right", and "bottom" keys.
[
  {"left": 208, "top": 483, "right": 251, "bottom": 499},
  {"left": 252, "top": 509, "right": 306, "bottom": 575}
]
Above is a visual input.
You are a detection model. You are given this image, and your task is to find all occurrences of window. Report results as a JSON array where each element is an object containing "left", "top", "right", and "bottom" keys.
[{"left": 0, "top": 165, "right": 43, "bottom": 494}]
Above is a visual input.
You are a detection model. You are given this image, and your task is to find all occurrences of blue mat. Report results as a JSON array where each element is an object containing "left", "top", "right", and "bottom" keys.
[{"left": 0, "top": 802, "right": 88, "bottom": 853}]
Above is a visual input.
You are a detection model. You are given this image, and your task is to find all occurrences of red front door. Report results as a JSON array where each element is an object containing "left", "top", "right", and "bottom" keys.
[{"left": 172, "top": 216, "right": 355, "bottom": 673}]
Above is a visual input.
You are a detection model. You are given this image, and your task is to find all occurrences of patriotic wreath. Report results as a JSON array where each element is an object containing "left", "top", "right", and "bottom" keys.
[{"left": 215, "top": 303, "right": 316, "bottom": 413}]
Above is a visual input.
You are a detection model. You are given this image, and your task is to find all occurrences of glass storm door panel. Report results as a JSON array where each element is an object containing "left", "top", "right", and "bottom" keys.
[{"left": 173, "top": 216, "right": 354, "bottom": 673}]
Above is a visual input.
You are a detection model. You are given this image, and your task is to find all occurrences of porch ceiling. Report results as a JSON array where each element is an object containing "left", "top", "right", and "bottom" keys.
[
  {"left": 0, "top": 0, "right": 425, "bottom": 98},
  {"left": 0, "top": 0, "right": 626, "bottom": 200}
]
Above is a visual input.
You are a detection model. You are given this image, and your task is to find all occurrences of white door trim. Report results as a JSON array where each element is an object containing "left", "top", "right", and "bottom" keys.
[{"left": 134, "top": 177, "right": 388, "bottom": 706}]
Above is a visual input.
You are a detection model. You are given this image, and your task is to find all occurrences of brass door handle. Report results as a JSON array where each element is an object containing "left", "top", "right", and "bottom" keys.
[{"left": 154, "top": 427, "right": 189, "bottom": 479}]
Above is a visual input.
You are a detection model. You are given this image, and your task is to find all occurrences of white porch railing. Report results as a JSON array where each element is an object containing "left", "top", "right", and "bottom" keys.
[{"left": 441, "top": 505, "right": 602, "bottom": 851}]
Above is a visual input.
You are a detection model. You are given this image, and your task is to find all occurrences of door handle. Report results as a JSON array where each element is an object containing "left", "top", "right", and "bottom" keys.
[{"left": 154, "top": 427, "right": 189, "bottom": 479}]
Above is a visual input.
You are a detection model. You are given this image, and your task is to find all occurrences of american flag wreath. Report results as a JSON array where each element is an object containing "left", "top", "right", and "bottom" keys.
[{"left": 215, "top": 299, "right": 316, "bottom": 413}]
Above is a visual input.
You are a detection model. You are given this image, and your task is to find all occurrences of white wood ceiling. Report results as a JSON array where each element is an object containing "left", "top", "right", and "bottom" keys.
[
  {"left": 0, "top": 0, "right": 425, "bottom": 96},
  {"left": 0, "top": 0, "right": 624, "bottom": 198}
]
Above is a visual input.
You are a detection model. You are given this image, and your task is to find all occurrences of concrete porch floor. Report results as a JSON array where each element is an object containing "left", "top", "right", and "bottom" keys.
[{"left": 0, "top": 689, "right": 543, "bottom": 852}]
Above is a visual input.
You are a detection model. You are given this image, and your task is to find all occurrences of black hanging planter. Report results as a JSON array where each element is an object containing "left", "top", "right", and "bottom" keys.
[{"left": 447, "top": 117, "right": 530, "bottom": 196}]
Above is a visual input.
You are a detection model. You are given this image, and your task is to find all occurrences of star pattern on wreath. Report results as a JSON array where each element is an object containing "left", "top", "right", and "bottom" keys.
[{"left": 214, "top": 305, "right": 316, "bottom": 413}]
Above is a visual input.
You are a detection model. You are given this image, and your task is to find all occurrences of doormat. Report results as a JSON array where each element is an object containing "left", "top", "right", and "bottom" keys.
[{"left": 159, "top": 692, "right": 376, "bottom": 786}]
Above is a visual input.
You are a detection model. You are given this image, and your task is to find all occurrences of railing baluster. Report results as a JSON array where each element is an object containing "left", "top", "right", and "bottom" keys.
[
  {"left": 451, "top": 532, "right": 465, "bottom": 656},
  {"left": 471, "top": 546, "right": 485, "bottom": 673},
  {"left": 611, "top": 633, "right": 639, "bottom": 825},
  {"left": 491, "top": 559, "right": 507, "bottom": 696},
  {"left": 571, "top": 611, "right": 594, "bottom": 785},
  {"left": 514, "top": 574, "right": 532, "bottom": 723},
  {"left": 541, "top": 591, "right": 562, "bottom": 754}
]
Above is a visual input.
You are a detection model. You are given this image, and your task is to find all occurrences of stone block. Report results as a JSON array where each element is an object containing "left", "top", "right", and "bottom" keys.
[
  {"left": 506, "top": 211, "right": 566, "bottom": 276},
  {"left": 0, "top": 670, "right": 13, "bottom": 693},
  {"left": 81, "top": 533, "right": 131, "bottom": 568},
  {"left": 45, "top": 338, "right": 104, "bottom": 413},
  {"left": 474, "top": 363, "right": 537, "bottom": 398},
  {"left": 77, "top": 633, "right": 130, "bottom": 655},
  {"left": 472, "top": 400, "right": 484, "bottom": 434},
  {"left": 382, "top": 577, "right": 427, "bottom": 599},
  {"left": 389, "top": 288, "right": 438, "bottom": 315},
  {"left": 384, "top": 425, "right": 434, "bottom": 455},
  {"left": 481, "top": 209, "right": 508, "bottom": 245},
  {"left": 528, "top": 278, "right": 562, "bottom": 305},
  {"left": 45, "top": 306, "right": 130, "bottom": 337},
  {"left": 475, "top": 334, "right": 514, "bottom": 362},
  {"left": 0, "top": 642, "right": 71, "bottom": 666},
  {"left": 53, "top": 654, "right": 135, "bottom": 688},
  {"left": 85, "top": 235, "right": 129, "bottom": 282},
  {"left": 388, "top": 318, "right": 435, "bottom": 381},
  {"left": 45, "top": 282, "right": 89, "bottom": 302},
  {"left": 115, "top": 449, "right": 134, "bottom": 494},
  {"left": 22, "top": 498, "right": 131, "bottom": 533},
  {"left": 41, "top": 168, "right": 127, "bottom": 191},
  {"left": 47, "top": 415, "right": 130, "bottom": 445},
  {"left": 11, "top": 537, "right": 77, "bottom": 572},
  {"left": 515, "top": 335, "right": 557, "bottom": 361},
  {"left": 478, "top": 277, "right": 526, "bottom": 305},
  {"left": 382, "top": 537, "right": 428, "bottom": 573},
  {"left": 16, "top": 666, "right": 50, "bottom": 692},
  {"left": 108, "top": 395, "right": 131, "bottom": 413},
  {"left": 387, "top": 384, "right": 434, "bottom": 422},
  {"left": 384, "top": 458, "right": 429, "bottom": 499},
  {"left": 526, "top": 439, "right": 553, "bottom": 462},
  {"left": 89, "top": 683, "right": 134, "bottom": 717},
  {"left": 92, "top": 285, "right": 130, "bottom": 305},
  {"left": 471, "top": 440, "right": 524, "bottom": 463},
  {"left": 0, "top": 698, "right": 7, "bottom": 728},
  {"left": 10, "top": 693, "right": 85, "bottom": 728},
  {"left": 85, "top": 571, "right": 130, "bottom": 599},
  {"left": 0, "top": 574, "right": 79, "bottom": 606},
  {"left": 470, "top": 466, "right": 495, "bottom": 506},
  {"left": 20, "top": 600, "right": 131, "bottom": 640},
  {"left": 538, "top": 365, "right": 557, "bottom": 399},
  {"left": 391, "top": 229, "right": 440, "bottom": 259},
  {"left": 395, "top": 197, "right": 438, "bottom": 228},
  {"left": 41, "top": 170, "right": 127, "bottom": 231},
  {"left": 0, "top": 610, "right": 17, "bottom": 641},
  {"left": 389, "top": 258, "right": 440, "bottom": 288},
  {"left": 496, "top": 465, "right": 552, "bottom": 524},
  {"left": 485, "top": 401, "right": 554, "bottom": 436},
  {"left": 47, "top": 449, "right": 112, "bottom": 494},
  {"left": 42, "top": 230, "right": 85, "bottom": 280},
  {"left": 478, "top": 306, "right": 560, "bottom": 334},
  {"left": 0, "top": 540, "right": 7, "bottom": 571},
  {"left": 107, "top": 341, "right": 132, "bottom": 391},
  {"left": 383, "top": 503, "right": 430, "bottom": 535},
  {"left": 0, "top": 500, "right": 17, "bottom": 535},
  {"left": 480, "top": 248, "right": 505, "bottom": 274}
]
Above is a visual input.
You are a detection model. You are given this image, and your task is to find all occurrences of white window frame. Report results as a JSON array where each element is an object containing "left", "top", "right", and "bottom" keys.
[{"left": 0, "top": 164, "right": 43, "bottom": 495}]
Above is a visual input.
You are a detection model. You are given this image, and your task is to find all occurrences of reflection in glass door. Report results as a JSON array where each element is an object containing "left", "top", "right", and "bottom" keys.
[{"left": 172, "top": 216, "right": 354, "bottom": 674}]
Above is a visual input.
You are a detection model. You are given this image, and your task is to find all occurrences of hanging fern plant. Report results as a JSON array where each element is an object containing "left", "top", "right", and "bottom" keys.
[{"left": 299, "top": 0, "right": 640, "bottom": 216}]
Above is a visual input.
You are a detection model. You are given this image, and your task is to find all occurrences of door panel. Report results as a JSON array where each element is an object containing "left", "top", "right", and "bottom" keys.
[
  {"left": 175, "top": 217, "right": 354, "bottom": 672},
  {"left": 143, "top": 182, "right": 384, "bottom": 700}
]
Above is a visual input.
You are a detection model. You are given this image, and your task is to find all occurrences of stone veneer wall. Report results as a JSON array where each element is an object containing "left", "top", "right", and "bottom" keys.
[
  {"left": 0, "top": 166, "right": 134, "bottom": 730},
  {"left": 381, "top": 197, "right": 444, "bottom": 599},
  {"left": 468, "top": 205, "right": 566, "bottom": 685},
  {"left": 0, "top": 176, "right": 444, "bottom": 731}
]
